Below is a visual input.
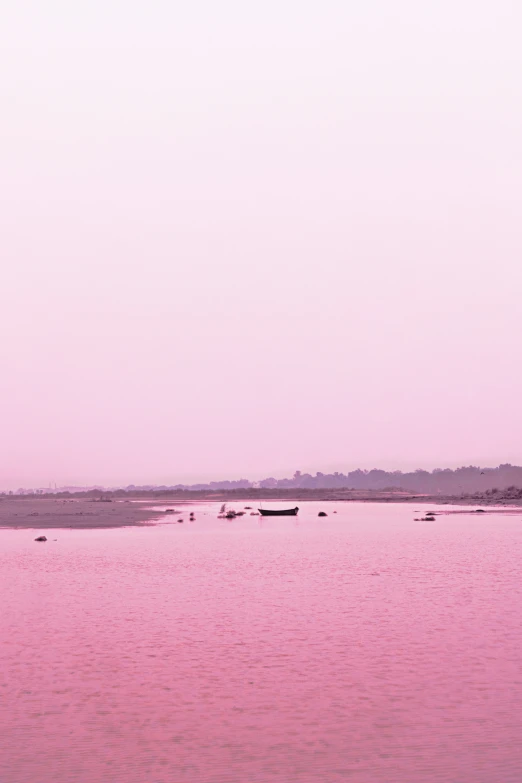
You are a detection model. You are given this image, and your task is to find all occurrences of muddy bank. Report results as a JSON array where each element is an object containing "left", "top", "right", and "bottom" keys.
[
  {"left": 2, "top": 491, "right": 521, "bottom": 531},
  {"left": 0, "top": 498, "right": 166, "bottom": 530},
  {"left": 147, "top": 489, "right": 522, "bottom": 507}
]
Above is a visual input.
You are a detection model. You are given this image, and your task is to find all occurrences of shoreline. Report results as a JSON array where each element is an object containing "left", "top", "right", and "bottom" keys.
[
  {"left": 1, "top": 492, "right": 522, "bottom": 530},
  {"left": 0, "top": 498, "right": 170, "bottom": 530}
]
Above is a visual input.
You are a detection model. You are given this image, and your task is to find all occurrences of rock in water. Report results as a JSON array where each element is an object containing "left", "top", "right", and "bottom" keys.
[{"left": 35, "top": 536, "right": 47, "bottom": 542}]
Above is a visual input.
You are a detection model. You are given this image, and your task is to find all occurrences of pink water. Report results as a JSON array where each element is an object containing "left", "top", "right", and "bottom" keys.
[{"left": 1, "top": 502, "right": 522, "bottom": 782}]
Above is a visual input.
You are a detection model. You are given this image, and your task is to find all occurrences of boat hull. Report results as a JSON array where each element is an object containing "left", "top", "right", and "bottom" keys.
[{"left": 258, "top": 507, "right": 299, "bottom": 516}]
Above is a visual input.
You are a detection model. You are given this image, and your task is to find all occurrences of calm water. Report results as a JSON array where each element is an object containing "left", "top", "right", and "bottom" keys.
[{"left": 1, "top": 501, "right": 522, "bottom": 783}]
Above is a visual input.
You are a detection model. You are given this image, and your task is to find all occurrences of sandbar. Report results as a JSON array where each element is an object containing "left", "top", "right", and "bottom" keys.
[{"left": 0, "top": 498, "right": 163, "bottom": 530}]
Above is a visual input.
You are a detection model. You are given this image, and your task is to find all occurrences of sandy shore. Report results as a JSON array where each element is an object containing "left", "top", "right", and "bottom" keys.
[
  {"left": 1, "top": 491, "right": 521, "bottom": 530},
  {"left": 0, "top": 498, "right": 167, "bottom": 530}
]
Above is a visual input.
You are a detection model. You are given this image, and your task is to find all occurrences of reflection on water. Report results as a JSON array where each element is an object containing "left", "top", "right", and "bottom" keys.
[{"left": 1, "top": 502, "right": 522, "bottom": 782}]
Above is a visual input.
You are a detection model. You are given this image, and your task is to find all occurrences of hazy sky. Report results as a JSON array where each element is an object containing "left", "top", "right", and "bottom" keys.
[{"left": 2, "top": 1, "right": 522, "bottom": 488}]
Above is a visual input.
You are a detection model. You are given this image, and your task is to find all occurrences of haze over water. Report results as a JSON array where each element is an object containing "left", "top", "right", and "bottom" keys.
[
  {"left": 3, "top": 0, "right": 522, "bottom": 489},
  {"left": 2, "top": 502, "right": 522, "bottom": 782}
]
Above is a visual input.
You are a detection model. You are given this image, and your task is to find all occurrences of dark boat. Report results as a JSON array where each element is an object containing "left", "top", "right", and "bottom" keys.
[{"left": 258, "top": 507, "right": 299, "bottom": 517}]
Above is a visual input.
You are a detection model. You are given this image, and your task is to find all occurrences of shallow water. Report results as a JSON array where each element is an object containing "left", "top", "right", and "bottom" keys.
[{"left": 1, "top": 501, "right": 522, "bottom": 783}]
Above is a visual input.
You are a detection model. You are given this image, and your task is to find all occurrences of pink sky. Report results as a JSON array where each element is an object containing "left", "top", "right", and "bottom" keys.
[{"left": 2, "top": 1, "right": 522, "bottom": 489}]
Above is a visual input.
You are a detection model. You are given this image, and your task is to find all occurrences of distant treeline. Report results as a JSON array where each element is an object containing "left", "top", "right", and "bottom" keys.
[
  {"left": 127, "top": 464, "right": 522, "bottom": 494},
  {"left": 254, "top": 465, "right": 522, "bottom": 494},
  {"left": 5, "top": 464, "right": 522, "bottom": 498}
]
